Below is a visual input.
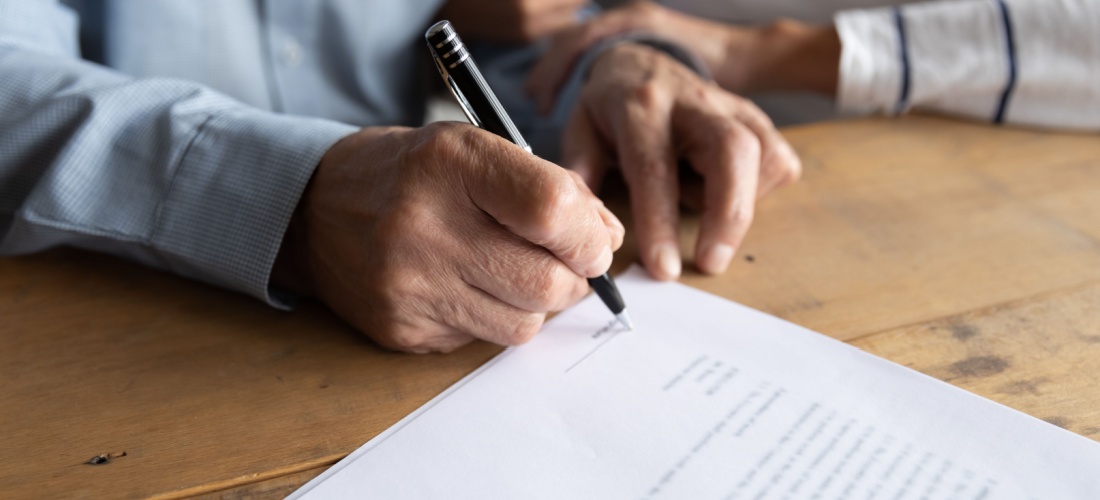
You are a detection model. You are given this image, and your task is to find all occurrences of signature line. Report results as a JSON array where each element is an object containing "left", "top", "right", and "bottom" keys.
[{"left": 564, "top": 320, "right": 628, "bottom": 373}]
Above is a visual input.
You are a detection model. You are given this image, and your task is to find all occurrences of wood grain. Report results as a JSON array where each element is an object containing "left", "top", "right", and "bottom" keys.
[
  {"left": 851, "top": 280, "right": 1100, "bottom": 441},
  {"left": 3, "top": 116, "right": 1098, "bottom": 498},
  {"left": 0, "top": 251, "right": 503, "bottom": 498},
  {"left": 190, "top": 466, "right": 327, "bottom": 500},
  {"left": 675, "top": 116, "right": 1100, "bottom": 340}
]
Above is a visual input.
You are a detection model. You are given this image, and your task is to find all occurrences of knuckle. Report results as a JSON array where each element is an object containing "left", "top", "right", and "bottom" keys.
[
  {"left": 728, "top": 125, "right": 762, "bottom": 157},
  {"left": 707, "top": 119, "right": 739, "bottom": 145},
  {"left": 369, "top": 267, "right": 439, "bottom": 352},
  {"left": 412, "top": 122, "right": 464, "bottom": 160},
  {"left": 529, "top": 172, "right": 579, "bottom": 240},
  {"left": 430, "top": 337, "right": 472, "bottom": 354},
  {"left": 505, "top": 314, "right": 545, "bottom": 345},
  {"left": 528, "top": 263, "right": 558, "bottom": 296},
  {"left": 693, "top": 84, "right": 712, "bottom": 104},
  {"left": 521, "top": 260, "right": 584, "bottom": 312},
  {"left": 372, "top": 267, "right": 404, "bottom": 307},
  {"left": 758, "top": 139, "right": 802, "bottom": 190},
  {"left": 549, "top": 265, "right": 584, "bottom": 307},
  {"left": 727, "top": 204, "right": 755, "bottom": 230},
  {"left": 388, "top": 196, "right": 434, "bottom": 229},
  {"left": 525, "top": 262, "right": 569, "bottom": 311},
  {"left": 786, "top": 157, "right": 803, "bottom": 184},
  {"left": 631, "top": 81, "right": 664, "bottom": 109},
  {"left": 384, "top": 324, "right": 428, "bottom": 352},
  {"left": 775, "top": 147, "right": 803, "bottom": 185},
  {"left": 569, "top": 276, "right": 590, "bottom": 304}
]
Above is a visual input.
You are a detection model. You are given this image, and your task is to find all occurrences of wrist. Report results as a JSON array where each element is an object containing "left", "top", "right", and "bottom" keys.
[
  {"left": 271, "top": 183, "right": 317, "bottom": 298},
  {"left": 271, "top": 134, "right": 358, "bottom": 298},
  {"left": 734, "top": 19, "right": 840, "bottom": 96}
]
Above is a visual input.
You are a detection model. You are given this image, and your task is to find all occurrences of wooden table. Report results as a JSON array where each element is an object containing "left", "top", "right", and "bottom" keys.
[{"left": 3, "top": 116, "right": 1099, "bottom": 498}]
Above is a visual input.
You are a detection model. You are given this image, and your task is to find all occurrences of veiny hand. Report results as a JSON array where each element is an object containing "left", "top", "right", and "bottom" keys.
[
  {"left": 562, "top": 43, "right": 800, "bottom": 280},
  {"left": 436, "top": 0, "right": 588, "bottom": 43},
  {"left": 274, "top": 123, "right": 624, "bottom": 353},
  {"left": 526, "top": 1, "right": 840, "bottom": 112}
]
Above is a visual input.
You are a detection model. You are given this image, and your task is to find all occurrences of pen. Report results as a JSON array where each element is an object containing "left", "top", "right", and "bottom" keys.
[{"left": 425, "top": 20, "right": 634, "bottom": 331}]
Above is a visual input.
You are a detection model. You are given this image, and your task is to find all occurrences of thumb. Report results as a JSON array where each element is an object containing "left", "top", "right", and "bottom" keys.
[{"left": 460, "top": 128, "right": 613, "bottom": 278}]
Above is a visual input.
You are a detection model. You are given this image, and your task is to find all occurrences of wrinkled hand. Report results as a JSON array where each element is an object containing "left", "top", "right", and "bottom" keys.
[
  {"left": 526, "top": 1, "right": 840, "bottom": 112},
  {"left": 274, "top": 123, "right": 624, "bottom": 353},
  {"left": 562, "top": 44, "right": 800, "bottom": 280},
  {"left": 436, "top": 0, "right": 588, "bottom": 43}
]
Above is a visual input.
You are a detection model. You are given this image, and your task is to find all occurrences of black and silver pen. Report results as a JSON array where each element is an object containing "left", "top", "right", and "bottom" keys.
[{"left": 425, "top": 20, "right": 634, "bottom": 330}]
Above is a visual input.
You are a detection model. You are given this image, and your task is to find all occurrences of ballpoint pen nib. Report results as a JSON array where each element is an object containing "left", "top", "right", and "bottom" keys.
[{"left": 616, "top": 311, "right": 635, "bottom": 331}]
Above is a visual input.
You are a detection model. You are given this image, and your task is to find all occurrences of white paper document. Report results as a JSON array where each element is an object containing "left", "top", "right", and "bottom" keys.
[{"left": 292, "top": 267, "right": 1100, "bottom": 499}]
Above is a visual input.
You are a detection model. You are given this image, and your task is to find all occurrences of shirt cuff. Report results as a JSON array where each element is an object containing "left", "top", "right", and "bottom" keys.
[
  {"left": 152, "top": 109, "right": 357, "bottom": 309},
  {"left": 836, "top": 1, "right": 1010, "bottom": 120},
  {"left": 834, "top": 7, "right": 903, "bottom": 116}
]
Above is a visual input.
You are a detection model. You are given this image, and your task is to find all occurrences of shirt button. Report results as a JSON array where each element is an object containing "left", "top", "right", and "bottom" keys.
[{"left": 282, "top": 39, "right": 303, "bottom": 67}]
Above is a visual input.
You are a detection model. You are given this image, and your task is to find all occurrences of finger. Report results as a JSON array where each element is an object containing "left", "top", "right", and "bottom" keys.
[
  {"left": 576, "top": 172, "right": 629, "bottom": 252},
  {"left": 597, "top": 203, "right": 625, "bottom": 251},
  {"left": 458, "top": 220, "right": 591, "bottom": 313},
  {"left": 446, "top": 282, "right": 549, "bottom": 347},
  {"left": 567, "top": 169, "right": 625, "bottom": 252},
  {"left": 731, "top": 99, "right": 802, "bottom": 197},
  {"left": 561, "top": 106, "right": 612, "bottom": 192},
  {"left": 615, "top": 96, "right": 682, "bottom": 281},
  {"left": 370, "top": 318, "right": 477, "bottom": 354},
  {"left": 680, "top": 115, "right": 761, "bottom": 275},
  {"left": 458, "top": 128, "right": 614, "bottom": 278}
]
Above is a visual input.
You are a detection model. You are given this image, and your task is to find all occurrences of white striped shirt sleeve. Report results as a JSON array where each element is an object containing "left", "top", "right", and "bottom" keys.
[{"left": 835, "top": 0, "right": 1100, "bottom": 130}]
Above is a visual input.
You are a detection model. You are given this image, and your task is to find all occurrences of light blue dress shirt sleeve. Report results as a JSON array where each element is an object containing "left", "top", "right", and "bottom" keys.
[
  {"left": 0, "top": 0, "right": 699, "bottom": 311},
  {"left": 0, "top": 0, "right": 358, "bottom": 307}
]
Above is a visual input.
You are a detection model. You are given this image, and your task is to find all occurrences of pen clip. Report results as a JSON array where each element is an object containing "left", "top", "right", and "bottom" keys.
[{"left": 432, "top": 56, "right": 481, "bottom": 128}]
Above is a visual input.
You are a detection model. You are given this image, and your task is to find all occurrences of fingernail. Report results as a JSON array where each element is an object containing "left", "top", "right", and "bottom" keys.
[
  {"left": 588, "top": 245, "right": 614, "bottom": 276},
  {"left": 699, "top": 243, "right": 734, "bottom": 275},
  {"left": 654, "top": 243, "right": 681, "bottom": 280}
]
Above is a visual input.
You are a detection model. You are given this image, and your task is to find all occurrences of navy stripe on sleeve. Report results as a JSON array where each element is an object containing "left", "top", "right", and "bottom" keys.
[
  {"left": 993, "top": 0, "right": 1018, "bottom": 124},
  {"left": 894, "top": 7, "right": 912, "bottom": 115}
]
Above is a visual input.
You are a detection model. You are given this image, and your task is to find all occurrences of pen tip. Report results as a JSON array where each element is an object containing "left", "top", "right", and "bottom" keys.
[{"left": 617, "top": 311, "right": 635, "bottom": 331}]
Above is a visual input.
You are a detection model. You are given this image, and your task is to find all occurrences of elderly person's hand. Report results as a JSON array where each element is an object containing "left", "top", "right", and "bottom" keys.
[
  {"left": 274, "top": 123, "right": 624, "bottom": 353},
  {"left": 436, "top": 0, "right": 589, "bottom": 43},
  {"left": 526, "top": 1, "right": 841, "bottom": 111},
  {"left": 561, "top": 43, "right": 801, "bottom": 280}
]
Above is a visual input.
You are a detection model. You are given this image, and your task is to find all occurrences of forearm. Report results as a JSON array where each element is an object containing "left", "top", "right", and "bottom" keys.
[
  {"left": 579, "top": 4, "right": 840, "bottom": 96},
  {"left": 721, "top": 19, "right": 840, "bottom": 97},
  {"left": 0, "top": 24, "right": 355, "bottom": 307}
]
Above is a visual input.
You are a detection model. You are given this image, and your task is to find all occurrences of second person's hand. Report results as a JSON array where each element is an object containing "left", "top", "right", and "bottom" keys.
[
  {"left": 563, "top": 43, "right": 801, "bottom": 280},
  {"left": 436, "top": 0, "right": 589, "bottom": 43},
  {"left": 526, "top": 1, "right": 841, "bottom": 110}
]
